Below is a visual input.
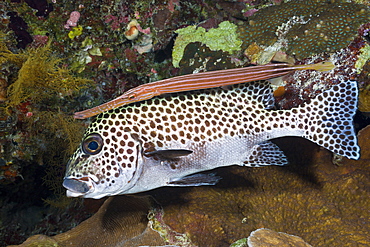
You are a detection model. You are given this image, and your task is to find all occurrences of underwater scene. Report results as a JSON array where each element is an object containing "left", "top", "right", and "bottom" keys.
[{"left": 0, "top": 0, "right": 370, "bottom": 246}]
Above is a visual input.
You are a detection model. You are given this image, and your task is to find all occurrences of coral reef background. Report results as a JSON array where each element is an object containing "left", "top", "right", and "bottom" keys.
[{"left": 0, "top": 0, "right": 369, "bottom": 245}]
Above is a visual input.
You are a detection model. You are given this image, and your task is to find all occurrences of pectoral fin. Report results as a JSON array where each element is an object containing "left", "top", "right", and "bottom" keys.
[
  {"left": 144, "top": 149, "right": 193, "bottom": 159},
  {"left": 168, "top": 173, "right": 221, "bottom": 187}
]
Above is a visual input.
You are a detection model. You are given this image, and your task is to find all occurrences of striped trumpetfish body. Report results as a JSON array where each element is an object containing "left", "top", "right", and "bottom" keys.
[{"left": 64, "top": 80, "right": 359, "bottom": 199}]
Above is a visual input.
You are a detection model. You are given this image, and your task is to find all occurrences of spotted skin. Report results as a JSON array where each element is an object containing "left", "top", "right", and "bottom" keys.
[{"left": 64, "top": 80, "right": 360, "bottom": 199}]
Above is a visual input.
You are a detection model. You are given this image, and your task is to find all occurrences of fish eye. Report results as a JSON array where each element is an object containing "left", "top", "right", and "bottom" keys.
[
  {"left": 128, "top": 93, "right": 136, "bottom": 100},
  {"left": 82, "top": 133, "right": 103, "bottom": 155}
]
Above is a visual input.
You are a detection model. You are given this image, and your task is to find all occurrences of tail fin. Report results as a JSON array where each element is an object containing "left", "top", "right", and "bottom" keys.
[
  {"left": 292, "top": 61, "right": 335, "bottom": 72},
  {"left": 300, "top": 80, "right": 360, "bottom": 160}
]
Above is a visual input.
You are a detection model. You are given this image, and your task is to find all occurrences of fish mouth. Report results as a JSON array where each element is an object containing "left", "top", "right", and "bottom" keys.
[{"left": 63, "top": 177, "right": 94, "bottom": 197}]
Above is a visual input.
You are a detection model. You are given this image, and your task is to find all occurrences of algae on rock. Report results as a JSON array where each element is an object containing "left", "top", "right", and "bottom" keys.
[
  {"left": 6, "top": 42, "right": 91, "bottom": 109},
  {"left": 173, "top": 21, "right": 242, "bottom": 67}
]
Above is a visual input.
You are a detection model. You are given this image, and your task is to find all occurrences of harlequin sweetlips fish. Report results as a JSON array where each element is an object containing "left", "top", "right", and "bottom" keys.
[{"left": 63, "top": 80, "right": 360, "bottom": 199}]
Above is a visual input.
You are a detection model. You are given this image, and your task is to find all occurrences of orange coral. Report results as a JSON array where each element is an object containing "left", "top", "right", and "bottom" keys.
[{"left": 124, "top": 20, "right": 139, "bottom": 40}]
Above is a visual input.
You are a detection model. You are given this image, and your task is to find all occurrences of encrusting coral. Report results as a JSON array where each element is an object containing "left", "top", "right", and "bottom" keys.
[
  {"left": 358, "top": 51, "right": 370, "bottom": 112},
  {"left": 172, "top": 21, "right": 242, "bottom": 68},
  {"left": 359, "top": 85, "right": 370, "bottom": 112},
  {"left": 238, "top": 0, "right": 370, "bottom": 59},
  {"left": 178, "top": 42, "right": 240, "bottom": 75}
]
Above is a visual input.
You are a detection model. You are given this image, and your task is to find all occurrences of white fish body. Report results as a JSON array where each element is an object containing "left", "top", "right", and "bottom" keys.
[{"left": 63, "top": 80, "right": 360, "bottom": 199}]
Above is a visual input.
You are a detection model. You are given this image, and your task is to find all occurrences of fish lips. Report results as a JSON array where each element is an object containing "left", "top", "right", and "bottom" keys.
[{"left": 63, "top": 177, "right": 95, "bottom": 197}]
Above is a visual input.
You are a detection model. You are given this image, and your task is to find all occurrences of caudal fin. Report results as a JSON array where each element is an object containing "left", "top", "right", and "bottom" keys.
[{"left": 301, "top": 80, "right": 360, "bottom": 160}]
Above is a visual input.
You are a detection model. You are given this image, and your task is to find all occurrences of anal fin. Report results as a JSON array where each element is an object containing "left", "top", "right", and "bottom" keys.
[{"left": 243, "top": 141, "right": 288, "bottom": 167}]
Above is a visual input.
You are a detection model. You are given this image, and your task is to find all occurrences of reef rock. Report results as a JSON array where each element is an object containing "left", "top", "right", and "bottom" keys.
[
  {"left": 8, "top": 196, "right": 165, "bottom": 247},
  {"left": 247, "top": 228, "right": 312, "bottom": 247},
  {"left": 8, "top": 235, "right": 59, "bottom": 247}
]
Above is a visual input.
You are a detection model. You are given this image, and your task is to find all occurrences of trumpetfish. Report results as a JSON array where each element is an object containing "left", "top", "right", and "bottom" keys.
[{"left": 74, "top": 62, "right": 334, "bottom": 119}]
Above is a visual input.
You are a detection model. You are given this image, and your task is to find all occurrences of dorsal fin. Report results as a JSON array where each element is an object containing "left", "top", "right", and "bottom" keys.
[{"left": 242, "top": 81, "right": 275, "bottom": 109}]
